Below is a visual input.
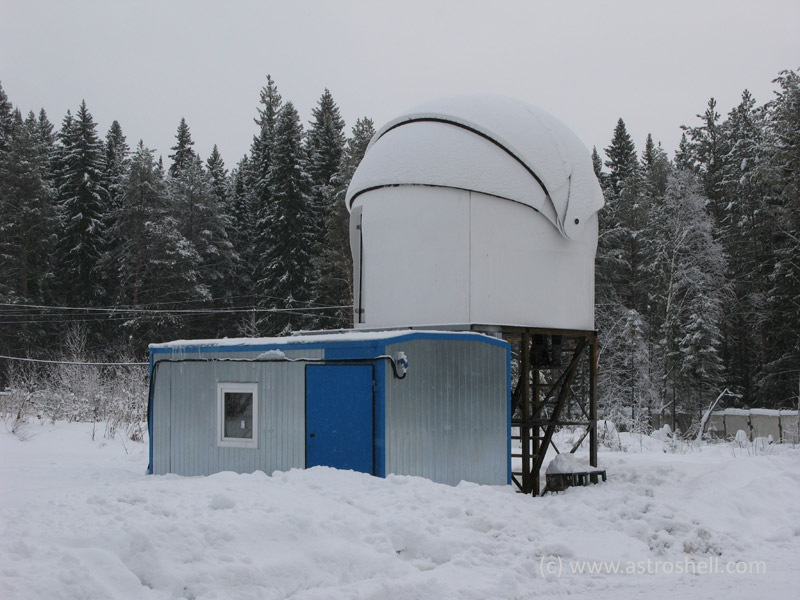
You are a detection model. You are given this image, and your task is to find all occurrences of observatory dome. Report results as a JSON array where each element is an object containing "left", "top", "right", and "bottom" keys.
[{"left": 346, "top": 95, "right": 604, "bottom": 331}]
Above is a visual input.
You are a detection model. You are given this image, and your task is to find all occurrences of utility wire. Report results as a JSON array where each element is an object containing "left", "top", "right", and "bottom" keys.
[
  {"left": 0, "top": 355, "right": 147, "bottom": 366},
  {"left": 0, "top": 303, "right": 352, "bottom": 315}
]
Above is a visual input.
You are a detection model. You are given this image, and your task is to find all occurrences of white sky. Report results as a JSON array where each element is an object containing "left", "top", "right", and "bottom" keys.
[{"left": 2, "top": 0, "right": 798, "bottom": 170}]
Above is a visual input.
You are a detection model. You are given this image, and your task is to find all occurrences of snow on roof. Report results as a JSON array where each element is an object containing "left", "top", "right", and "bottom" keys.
[
  {"left": 346, "top": 94, "right": 604, "bottom": 240},
  {"left": 749, "top": 408, "right": 783, "bottom": 416},
  {"left": 719, "top": 408, "right": 751, "bottom": 416},
  {"left": 149, "top": 329, "right": 502, "bottom": 351}
]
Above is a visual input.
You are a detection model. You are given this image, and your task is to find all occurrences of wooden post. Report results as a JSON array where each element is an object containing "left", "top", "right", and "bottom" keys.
[
  {"left": 521, "top": 333, "right": 531, "bottom": 493},
  {"left": 589, "top": 334, "right": 598, "bottom": 468},
  {"left": 532, "top": 364, "right": 540, "bottom": 495},
  {"left": 531, "top": 338, "right": 587, "bottom": 480}
]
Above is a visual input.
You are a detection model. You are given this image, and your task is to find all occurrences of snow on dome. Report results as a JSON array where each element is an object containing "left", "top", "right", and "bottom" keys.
[{"left": 346, "top": 94, "right": 604, "bottom": 240}]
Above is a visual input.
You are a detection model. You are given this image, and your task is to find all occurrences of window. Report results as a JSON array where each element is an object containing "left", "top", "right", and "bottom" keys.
[{"left": 217, "top": 382, "right": 258, "bottom": 448}]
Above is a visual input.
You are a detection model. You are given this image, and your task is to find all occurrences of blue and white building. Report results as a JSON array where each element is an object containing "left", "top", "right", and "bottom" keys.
[{"left": 148, "top": 330, "right": 510, "bottom": 486}]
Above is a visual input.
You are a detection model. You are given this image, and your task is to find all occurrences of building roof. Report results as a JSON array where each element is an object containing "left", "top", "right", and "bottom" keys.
[
  {"left": 345, "top": 94, "right": 604, "bottom": 240},
  {"left": 149, "top": 329, "right": 507, "bottom": 352}
]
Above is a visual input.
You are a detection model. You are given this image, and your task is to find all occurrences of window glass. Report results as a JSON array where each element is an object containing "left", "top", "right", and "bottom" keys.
[
  {"left": 217, "top": 382, "right": 258, "bottom": 448},
  {"left": 224, "top": 392, "right": 253, "bottom": 439}
]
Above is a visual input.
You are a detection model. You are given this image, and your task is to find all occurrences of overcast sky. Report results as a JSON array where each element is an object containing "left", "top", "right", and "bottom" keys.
[{"left": 2, "top": 0, "right": 798, "bottom": 170}]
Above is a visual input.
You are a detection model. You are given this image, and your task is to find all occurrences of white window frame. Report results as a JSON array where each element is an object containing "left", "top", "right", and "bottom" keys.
[{"left": 217, "top": 382, "right": 258, "bottom": 448}]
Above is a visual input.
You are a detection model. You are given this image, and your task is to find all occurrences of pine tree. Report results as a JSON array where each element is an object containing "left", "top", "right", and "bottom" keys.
[
  {"left": 597, "top": 120, "right": 661, "bottom": 424},
  {"left": 103, "top": 121, "right": 129, "bottom": 212},
  {"left": 638, "top": 135, "right": 672, "bottom": 385},
  {"left": 759, "top": 70, "right": 800, "bottom": 405},
  {"left": 97, "top": 120, "right": 130, "bottom": 302},
  {"left": 307, "top": 88, "right": 345, "bottom": 210},
  {"left": 0, "top": 82, "right": 13, "bottom": 153},
  {"left": 250, "top": 76, "right": 282, "bottom": 199},
  {"left": 591, "top": 146, "right": 604, "bottom": 183},
  {"left": 306, "top": 88, "right": 346, "bottom": 327},
  {"left": 256, "top": 102, "right": 315, "bottom": 335},
  {"left": 168, "top": 117, "right": 197, "bottom": 177},
  {"left": 0, "top": 110, "right": 58, "bottom": 303},
  {"left": 712, "top": 90, "right": 770, "bottom": 402},
  {"left": 0, "top": 108, "right": 57, "bottom": 358},
  {"left": 0, "top": 91, "right": 58, "bottom": 361},
  {"left": 681, "top": 98, "right": 727, "bottom": 220},
  {"left": 205, "top": 144, "right": 245, "bottom": 330},
  {"left": 227, "top": 155, "right": 258, "bottom": 307},
  {"left": 55, "top": 100, "right": 108, "bottom": 306},
  {"left": 652, "top": 171, "right": 727, "bottom": 412},
  {"left": 641, "top": 134, "right": 670, "bottom": 198},
  {"left": 35, "top": 109, "right": 55, "bottom": 145},
  {"left": 206, "top": 144, "right": 229, "bottom": 206},
  {"left": 110, "top": 142, "right": 203, "bottom": 341},
  {"left": 674, "top": 132, "right": 693, "bottom": 171},
  {"left": 597, "top": 119, "right": 641, "bottom": 307},
  {"left": 603, "top": 118, "right": 638, "bottom": 199},
  {"left": 168, "top": 154, "right": 235, "bottom": 321},
  {"left": 34, "top": 109, "right": 57, "bottom": 180},
  {"left": 247, "top": 77, "right": 283, "bottom": 321}
]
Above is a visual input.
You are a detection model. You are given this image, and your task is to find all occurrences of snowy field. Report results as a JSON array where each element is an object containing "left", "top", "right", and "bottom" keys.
[{"left": 1, "top": 422, "right": 799, "bottom": 599}]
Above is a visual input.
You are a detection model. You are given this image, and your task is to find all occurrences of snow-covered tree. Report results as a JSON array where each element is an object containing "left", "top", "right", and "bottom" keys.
[
  {"left": 641, "top": 134, "right": 670, "bottom": 198},
  {"left": 0, "top": 82, "right": 13, "bottom": 153},
  {"left": 249, "top": 75, "right": 282, "bottom": 219},
  {"left": 591, "top": 146, "right": 604, "bottom": 184},
  {"left": 226, "top": 155, "right": 258, "bottom": 305},
  {"left": 306, "top": 88, "right": 346, "bottom": 327},
  {"left": 306, "top": 88, "right": 345, "bottom": 215},
  {"left": 109, "top": 142, "right": 204, "bottom": 341},
  {"left": 758, "top": 70, "right": 800, "bottom": 405},
  {"left": 0, "top": 110, "right": 58, "bottom": 302},
  {"left": 103, "top": 120, "right": 129, "bottom": 213},
  {"left": 603, "top": 118, "right": 638, "bottom": 199},
  {"left": 651, "top": 171, "right": 727, "bottom": 412},
  {"left": 256, "top": 102, "right": 315, "bottom": 335},
  {"left": 55, "top": 100, "right": 108, "bottom": 306},
  {"left": 680, "top": 98, "right": 727, "bottom": 218},
  {"left": 206, "top": 144, "right": 229, "bottom": 206},
  {"left": 168, "top": 117, "right": 197, "bottom": 177},
  {"left": 98, "top": 120, "right": 129, "bottom": 302},
  {"left": 168, "top": 154, "right": 234, "bottom": 312}
]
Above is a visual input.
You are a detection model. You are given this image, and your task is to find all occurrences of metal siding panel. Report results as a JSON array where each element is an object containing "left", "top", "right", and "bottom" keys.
[
  {"left": 384, "top": 338, "right": 508, "bottom": 486},
  {"left": 159, "top": 360, "right": 307, "bottom": 476},
  {"left": 152, "top": 365, "right": 171, "bottom": 474}
]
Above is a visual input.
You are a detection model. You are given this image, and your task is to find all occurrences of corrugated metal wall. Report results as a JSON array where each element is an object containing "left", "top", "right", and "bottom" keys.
[
  {"left": 151, "top": 347, "right": 322, "bottom": 476},
  {"left": 383, "top": 338, "right": 508, "bottom": 486}
]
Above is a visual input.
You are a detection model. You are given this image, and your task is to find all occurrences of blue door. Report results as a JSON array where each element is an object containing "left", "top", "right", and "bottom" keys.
[{"left": 305, "top": 365, "right": 374, "bottom": 474}]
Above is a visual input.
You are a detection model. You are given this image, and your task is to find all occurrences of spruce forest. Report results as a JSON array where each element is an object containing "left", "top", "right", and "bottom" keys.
[{"left": 1, "top": 70, "right": 798, "bottom": 419}]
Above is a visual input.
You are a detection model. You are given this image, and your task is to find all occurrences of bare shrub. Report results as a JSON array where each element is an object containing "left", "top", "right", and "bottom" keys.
[{"left": 1, "top": 327, "right": 148, "bottom": 440}]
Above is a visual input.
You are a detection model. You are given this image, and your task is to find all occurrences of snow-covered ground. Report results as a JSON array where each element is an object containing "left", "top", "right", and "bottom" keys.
[{"left": 1, "top": 422, "right": 798, "bottom": 599}]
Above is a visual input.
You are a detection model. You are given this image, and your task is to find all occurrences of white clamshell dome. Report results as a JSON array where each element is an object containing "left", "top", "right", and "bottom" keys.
[{"left": 346, "top": 94, "right": 604, "bottom": 331}]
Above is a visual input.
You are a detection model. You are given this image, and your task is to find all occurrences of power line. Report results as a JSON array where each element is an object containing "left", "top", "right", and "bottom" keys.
[
  {"left": 0, "top": 302, "right": 352, "bottom": 315},
  {"left": 0, "top": 309, "right": 351, "bottom": 327},
  {"left": 0, "top": 355, "right": 147, "bottom": 366},
  {"left": 0, "top": 303, "right": 352, "bottom": 316}
]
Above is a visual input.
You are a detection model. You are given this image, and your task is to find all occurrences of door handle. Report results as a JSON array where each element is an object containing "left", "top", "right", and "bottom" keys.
[{"left": 309, "top": 433, "right": 315, "bottom": 438}]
